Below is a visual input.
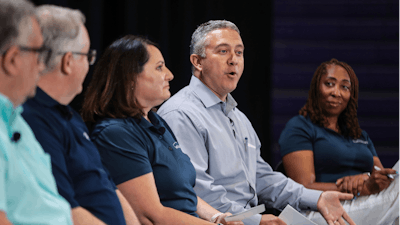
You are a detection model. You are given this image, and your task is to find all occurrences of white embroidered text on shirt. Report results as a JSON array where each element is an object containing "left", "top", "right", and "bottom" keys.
[{"left": 353, "top": 139, "right": 368, "bottom": 144}]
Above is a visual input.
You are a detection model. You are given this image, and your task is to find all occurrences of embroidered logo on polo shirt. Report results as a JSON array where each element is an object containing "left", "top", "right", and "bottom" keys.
[
  {"left": 353, "top": 139, "right": 368, "bottom": 144},
  {"left": 83, "top": 132, "right": 90, "bottom": 141},
  {"left": 173, "top": 142, "right": 180, "bottom": 149}
]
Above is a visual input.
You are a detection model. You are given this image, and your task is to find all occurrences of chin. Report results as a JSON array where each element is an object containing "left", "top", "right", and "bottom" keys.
[{"left": 325, "top": 111, "right": 342, "bottom": 118}]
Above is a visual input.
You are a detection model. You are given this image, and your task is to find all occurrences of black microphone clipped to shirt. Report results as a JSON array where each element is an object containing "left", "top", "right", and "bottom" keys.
[{"left": 11, "top": 132, "right": 21, "bottom": 142}]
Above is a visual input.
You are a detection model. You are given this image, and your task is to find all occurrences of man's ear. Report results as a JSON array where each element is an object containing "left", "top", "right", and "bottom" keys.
[
  {"left": 2, "top": 46, "right": 20, "bottom": 76},
  {"left": 61, "top": 52, "right": 73, "bottom": 75},
  {"left": 190, "top": 54, "right": 203, "bottom": 72}
]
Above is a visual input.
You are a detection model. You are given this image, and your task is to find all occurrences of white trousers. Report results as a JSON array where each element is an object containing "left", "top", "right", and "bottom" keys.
[{"left": 304, "top": 161, "right": 399, "bottom": 225}]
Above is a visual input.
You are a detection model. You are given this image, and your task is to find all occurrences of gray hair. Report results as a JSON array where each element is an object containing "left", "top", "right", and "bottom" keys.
[
  {"left": 190, "top": 20, "right": 240, "bottom": 58},
  {"left": 36, "top": 5, "right": 86, "bottom": 72},
  {"left": 0, "top": 0, "right": 36, "bottom": 54}
]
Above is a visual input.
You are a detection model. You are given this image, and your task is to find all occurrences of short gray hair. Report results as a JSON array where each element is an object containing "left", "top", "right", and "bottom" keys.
[
  {"left": 190, "top": 20, "right": 240, "bottom": 58},
  {"left": 36, "top": 5, "right": 86, "bottom": 72},
  {"left": 0, "top": 0, "right": 36, "bottom": 53}
]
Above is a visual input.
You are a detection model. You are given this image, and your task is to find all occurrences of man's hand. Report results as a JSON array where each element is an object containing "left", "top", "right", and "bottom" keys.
[
  {"left": 335, "top": 174, "right": 368, "bottom": 196},
  {"left": 259, "top": 214, "right": 286, "bottom": 225},
  {"left": 316, "top": 191, "right": 355, "bottom": 225}
]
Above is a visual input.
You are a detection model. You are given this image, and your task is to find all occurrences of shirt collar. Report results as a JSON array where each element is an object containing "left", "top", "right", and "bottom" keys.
[
  {"left": 224, "top": 94, "right": 237, "bottom": 115},
  {"left": 34, "top": 87, "right": 73, "bottom": 120},
  {"left": 0, "top": 93, "right": 23, "bottom": 137},
  {"left": 138, "top": 110, "right": 165, "bottom": 135},
  {"left": 189, "top": 75, "right": 237, "bottom": 115}
]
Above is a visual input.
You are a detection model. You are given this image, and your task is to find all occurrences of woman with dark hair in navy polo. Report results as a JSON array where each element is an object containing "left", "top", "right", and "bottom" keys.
[
  {"left": 81, "top": 35, "right": 243, "bottom": 225},
  {"left": 279, "top": 58, "right": 397, "bottom": 195},
  {"left": 278, "top": 58, "right": 398, "bottom": 224}
]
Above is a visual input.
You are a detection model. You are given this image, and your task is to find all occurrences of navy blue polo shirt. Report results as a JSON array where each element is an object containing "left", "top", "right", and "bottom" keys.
[
  {"left": 91, "top": 111, "right": 198, "bottom": 217},
  {"left": 22, "top": 88, "right": 126, "bottom": 225},
  {"left": 279, "top": 115, "right": 377, "bottom": 182}
]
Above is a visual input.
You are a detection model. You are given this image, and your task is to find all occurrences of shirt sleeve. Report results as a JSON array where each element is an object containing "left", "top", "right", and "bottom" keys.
[
  {"left": 161, "top": 109, "right": 262, "bottom": 225},
  {"left": 279, "top": 116, "right": 314, "bottom": 158},
  {"left": 362, "top": 130, "right": 378, "bottom": 157},
  {"left": 22, "top": 112, "right": 80, "bottom": 208},
  {"left": 255, "top": 153, "right": 322, "bottom": 211},
  {"left": 91, "top": 123, "right": 153, "bottom": 185},
  {"left": 0, "top": 144, "right": 7, "bottom": 212}
]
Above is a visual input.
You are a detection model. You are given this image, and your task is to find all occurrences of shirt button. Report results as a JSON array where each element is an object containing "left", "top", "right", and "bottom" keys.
[
  {"left": 168, "top": 146, "right": 172, "bottom": 150},
  {"left": 159, "top": 135, "right": 162, "bottom": 139}
]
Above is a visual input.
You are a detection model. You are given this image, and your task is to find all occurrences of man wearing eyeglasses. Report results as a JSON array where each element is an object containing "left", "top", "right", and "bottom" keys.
[
  {"left": 0, "top": 0, "right": 73, "bottom": 225},
  {"left": 22, "top": 5, "right": 140, "bottom": 225}
]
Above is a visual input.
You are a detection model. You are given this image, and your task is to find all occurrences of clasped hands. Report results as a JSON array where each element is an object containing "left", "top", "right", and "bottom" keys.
[{"left": 335, "top": 167, "right": 397, "bottom": 196}]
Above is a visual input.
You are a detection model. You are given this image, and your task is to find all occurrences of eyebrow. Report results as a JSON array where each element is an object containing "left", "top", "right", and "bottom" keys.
[
  {"left": 326, "top": 76, "right": 351, "bottom": 83},
  {"left": 214, "top": 43, "right": 245, "bottom": 49}
]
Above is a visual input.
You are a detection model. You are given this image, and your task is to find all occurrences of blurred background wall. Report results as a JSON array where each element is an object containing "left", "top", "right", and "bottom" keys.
[{"left": 31, "top": 0, "right": 399, "bottom": 169}]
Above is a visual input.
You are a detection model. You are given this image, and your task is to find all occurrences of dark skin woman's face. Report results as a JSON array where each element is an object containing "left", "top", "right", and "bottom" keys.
[{"left": 318, "top": 64, "right": 351, "bottom": 118}]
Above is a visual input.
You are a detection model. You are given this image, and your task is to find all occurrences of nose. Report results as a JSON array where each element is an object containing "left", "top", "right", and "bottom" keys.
[
  {"left": 227, "top": 51, "right": 238, "bottom": 66},
  {"left": 331, "top": 85, "right": 341, "bottom": 97},
  {"left": 165, "top": 67, "right": 174, "bottom": 81}
]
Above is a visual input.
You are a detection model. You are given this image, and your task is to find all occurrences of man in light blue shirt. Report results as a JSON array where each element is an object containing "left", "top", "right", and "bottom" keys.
[
  {"left": 0, "top": 0, "right": 72, "bottom": 224},
  {"left": 158, "top": 20, "right": 355, "bottom": 225}
]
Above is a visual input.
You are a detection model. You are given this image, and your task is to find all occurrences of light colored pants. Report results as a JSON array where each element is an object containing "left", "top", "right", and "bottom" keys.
[{"left": 304, "top": 161, "right": 399, "bottom": 225}]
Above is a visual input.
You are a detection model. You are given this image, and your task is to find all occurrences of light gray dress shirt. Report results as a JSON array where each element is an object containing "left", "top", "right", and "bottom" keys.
[{"left": 158, "top": 75, "right": 322, "bottom": 225}]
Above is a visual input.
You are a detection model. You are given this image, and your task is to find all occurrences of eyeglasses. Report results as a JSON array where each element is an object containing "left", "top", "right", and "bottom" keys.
[
  {"left": 19, "top": 45, "right": 49, "bottom": 54},
  {"left": 57, "top": 49, "right": 97, "bottom": 65},
  {"left": 18, "top": 45, "right": 50, "bottom": 64}
]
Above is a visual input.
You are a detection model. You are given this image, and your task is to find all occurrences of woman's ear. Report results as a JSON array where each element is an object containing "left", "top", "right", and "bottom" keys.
[
  {"left": 190, "top": 54, "right": 203, "bottom": 72},
  {"left": 61, "top": 52, "right": 73, "bottom": 75},
  {"left": 2, "top": 46, "right": 21, "bottom": 76}
]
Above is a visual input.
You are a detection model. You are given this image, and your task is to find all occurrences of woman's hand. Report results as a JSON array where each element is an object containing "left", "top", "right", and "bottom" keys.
[
  {"left": 335, "top": 173, "right": 369, "bottom": 196},
  {"left": 215, "top": 213, "right": 244, "bottom": 225},
  {"left": 364, "top": 167, "right": 396, "bottom": 195}
]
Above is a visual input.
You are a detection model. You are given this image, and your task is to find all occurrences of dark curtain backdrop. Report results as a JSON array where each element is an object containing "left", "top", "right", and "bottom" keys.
[{"left": 31, "top": 0, "right": 274, "bottom": 163}]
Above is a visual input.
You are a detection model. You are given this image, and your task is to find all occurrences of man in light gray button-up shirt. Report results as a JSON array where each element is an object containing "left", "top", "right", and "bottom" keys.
[{"left": 158, "top": 20, "right": 356, "bottom": 225}]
